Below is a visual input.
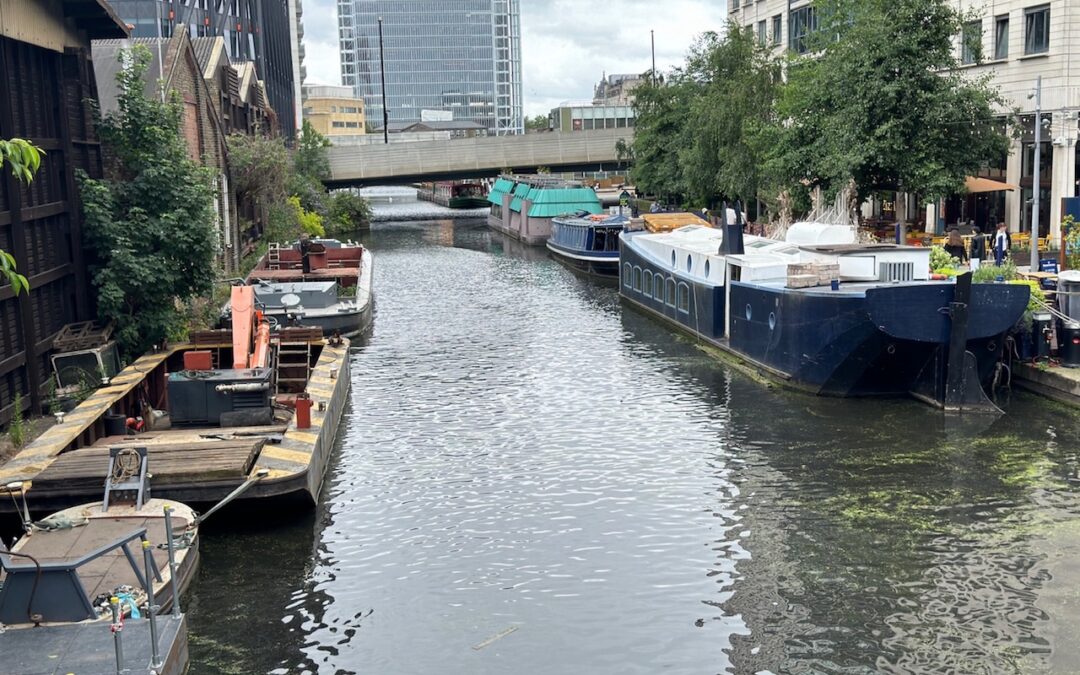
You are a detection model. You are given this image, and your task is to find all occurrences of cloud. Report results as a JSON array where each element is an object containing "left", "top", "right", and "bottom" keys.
[{"left": 300, "top": 0, "right": 728, "bottom": 114}]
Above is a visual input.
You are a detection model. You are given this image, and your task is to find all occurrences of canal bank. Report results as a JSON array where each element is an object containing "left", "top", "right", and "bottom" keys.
[{"left": 182, "top": 217, "right": 1080, "bottom": 674}]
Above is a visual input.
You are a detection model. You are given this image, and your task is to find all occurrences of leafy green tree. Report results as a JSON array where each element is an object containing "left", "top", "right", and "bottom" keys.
[
  {"left": 79, "top": 45, "right": 217, "bottom": 358},
  {"left": 525, "top": 114, "right": 550, "bottom": 131},
  {"left": 680, "top": 26, "right": 781, "bottom": 206},
  {"left": 327, "top": 191, "right": 372, "bottom": 236},
  {"left": 0, "top": 138, "right": 42, "bottom": 293},
  {"left": 293, "top": 119, "right": 331, "bottom": 181},
  {"left": 770, "top": 0, "right": 1010, "bottom": 207},
  {"left": 286, "top": 196, "right": 325, "bottom": 237},
  {"left": 624, "top": 74, "right": 693, "bottom": 200},
  {"left": 227, "top": 130, "right": 290, "bottom": 207}
]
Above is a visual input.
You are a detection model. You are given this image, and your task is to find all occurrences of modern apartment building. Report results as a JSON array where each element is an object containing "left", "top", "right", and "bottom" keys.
[
  {"left": 303, "top": 84, "right": 366, "bottom": 136},
  {"left": 731, "top": 0, "right": 1077, "bottom": 243},
  {"left": 109, "top": 0, "right": 303, "bottom": 136},
  {"left": 338, "top": 0, "right": 524, "bottom": 135}
]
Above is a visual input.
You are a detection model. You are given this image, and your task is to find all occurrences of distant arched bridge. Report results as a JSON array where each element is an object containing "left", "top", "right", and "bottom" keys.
[{"left": 325, "top": 128, "right": 629, "bottom": 188}]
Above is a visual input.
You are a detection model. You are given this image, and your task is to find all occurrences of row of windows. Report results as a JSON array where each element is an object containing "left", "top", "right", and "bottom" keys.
[
  {"left": 331, "top": 121, "right": 361, "bottom": 128},
  {"left": 624, "top": 264, "right": 690, "bottom": 314},
  {"left": 747, "top": 2, "right": 1051, "bottom": 60},
  {"left": 961, "top": 5, "right": 1050, "bottom": 65}
]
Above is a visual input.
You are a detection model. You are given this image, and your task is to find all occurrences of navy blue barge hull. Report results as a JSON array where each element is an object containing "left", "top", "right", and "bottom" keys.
[{"left": 618, "top": 234, "right": 1028, "bottom": 405}]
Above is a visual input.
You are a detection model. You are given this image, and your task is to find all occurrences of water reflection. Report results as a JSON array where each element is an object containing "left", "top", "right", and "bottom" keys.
[{"left": 187, "top": 218, "right": 1080, "bottom": 674}]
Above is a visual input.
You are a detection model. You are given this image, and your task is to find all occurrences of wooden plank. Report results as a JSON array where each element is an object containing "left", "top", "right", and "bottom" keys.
[{"left": 31, "top": 439, "right": 264, "bottom": 491}]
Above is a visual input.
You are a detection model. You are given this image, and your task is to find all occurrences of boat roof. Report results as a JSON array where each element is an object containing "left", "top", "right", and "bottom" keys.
[
  {"left": 554, "top": 213, "right": 628, "bottom": 227},
  {"left": 641, "top": 212, "right": 711, "bottom": 232}
]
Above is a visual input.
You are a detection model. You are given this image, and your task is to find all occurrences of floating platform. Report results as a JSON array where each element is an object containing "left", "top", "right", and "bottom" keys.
[
  {"left": 1, "top": 613, "right": 188, "bottom": 675},
  {"left": 1014, "top": 362, "right": 1080, "bottom": 407},
  {"left": 0, "top": 331, "right": 351, "bottom": 515}
]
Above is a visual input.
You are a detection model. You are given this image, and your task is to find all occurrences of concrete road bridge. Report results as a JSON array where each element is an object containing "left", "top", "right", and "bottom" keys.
[{"left": 325, "top": 128, "right": 629, "bottom": 188}]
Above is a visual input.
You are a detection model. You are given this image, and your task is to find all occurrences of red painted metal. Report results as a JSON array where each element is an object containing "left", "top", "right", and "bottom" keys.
[
  {"left": 231, "top": 286, "right": 254, "bottom": 369},
  {"left": 295, "top": 393, "right": 312, "bottom": 429}
]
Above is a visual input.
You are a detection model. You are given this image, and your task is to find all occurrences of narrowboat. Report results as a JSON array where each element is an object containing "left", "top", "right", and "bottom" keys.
[
  {"left": 486, "top": 174, "right": 603, "bottom": 245},
  {"left": 618, "top": 210, "right": 1029, "bottom": 412},
  {"left": 547, "top": 213, "right": 626, "bottom": 278},
  {"left": 0, "top": 285, "right": 351, "bottom": 514},
  {"left": 418, "top": 181, "right": 490, "bottom": 209},
  {"left": 239, "top": 238, "right": 374, "bottom": 337}
]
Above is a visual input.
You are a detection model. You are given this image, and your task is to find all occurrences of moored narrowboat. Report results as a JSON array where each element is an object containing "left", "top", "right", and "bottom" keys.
[
  {"left": 418, "top": 181, "right": 490, "bottom": 208},
  {"left": 547, "top": 213, "right": 626, "bottom": 278}
]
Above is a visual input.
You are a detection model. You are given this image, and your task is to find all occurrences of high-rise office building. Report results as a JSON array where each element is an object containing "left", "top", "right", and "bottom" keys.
[
  {"left": 339, "top": 0, "right": 523, "bottom": 135},
  {"left": 109, "top": 0, "right": 303, "bottom": 136}
]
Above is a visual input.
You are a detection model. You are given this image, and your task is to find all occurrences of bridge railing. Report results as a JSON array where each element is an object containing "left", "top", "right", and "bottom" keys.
[{"left": 327, "top": 127, "right": 628, "bottom": 185}]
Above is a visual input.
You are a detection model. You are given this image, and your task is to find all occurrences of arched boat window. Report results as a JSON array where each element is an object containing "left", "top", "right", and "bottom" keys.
[
  {"left": 624, "top": 263, "right": 632, "bottom": 288},
  {"left": 643, "top": 272, "right": 653, "bottom": 298},
  {"left": 666, "top": 278, "right": 676, "bottom": 306},
  {"left": 633, "top": 266, "right": 642, "bottom": 291},
  {"left": 678, "top": 283, "right": 690, "bottom": 313}
]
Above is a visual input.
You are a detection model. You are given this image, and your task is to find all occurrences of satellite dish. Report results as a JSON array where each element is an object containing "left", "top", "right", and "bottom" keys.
[{"left": 280, "top": 293, "right": 301, "bottom": 308}]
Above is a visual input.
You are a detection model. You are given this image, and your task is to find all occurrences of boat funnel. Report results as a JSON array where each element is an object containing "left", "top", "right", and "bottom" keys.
[{"left": 719, "top": 200, "right": 745, "bottom": 255}]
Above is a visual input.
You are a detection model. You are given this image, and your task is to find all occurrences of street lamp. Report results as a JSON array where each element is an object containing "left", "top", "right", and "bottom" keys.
[{"left": 378, "top": 16, "right": 389, "bottom": 144}]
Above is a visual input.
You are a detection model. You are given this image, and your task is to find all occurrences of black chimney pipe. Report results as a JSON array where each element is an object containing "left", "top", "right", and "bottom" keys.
[{"left": 728, "top": 200, "right": 745, "bottom": 255}]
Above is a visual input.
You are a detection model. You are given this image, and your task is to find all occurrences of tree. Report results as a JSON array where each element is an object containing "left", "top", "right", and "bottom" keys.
[
  {"left": 227, "top": 130, "right": 290, "bottom": 207},
  {"left": 525, "top": 114, "right": 550, "bottom": 132},
  {"left": 0, "top": 138, "right": 42, "bottom": 293},
  {"left": 327, "top": 191, "right": 372, "bottom": 236},
  {"left": 293, "top": 119, "right": 331, "bottom": 181},
  {"left": 769, "top": 0, "right": 1010, "bottom": 208},
  {"left": 624, "top": 73, "right": 693, "bottom": 200},
  {"left": 680, "top": 26, "right": 781, "bottom": 206},
  {"left": 79, "top": 46, "right": 218, "bottom": 358}
]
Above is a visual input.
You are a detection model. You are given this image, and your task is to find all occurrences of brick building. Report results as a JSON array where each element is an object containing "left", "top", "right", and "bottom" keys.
[{"left": 0, "top": 0, "right": 127, "bottom": 422}]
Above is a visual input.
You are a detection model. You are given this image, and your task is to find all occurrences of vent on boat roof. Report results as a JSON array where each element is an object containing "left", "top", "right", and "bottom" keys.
[{"left": 879, "top": 261, "right": 914, "bottom": 282}]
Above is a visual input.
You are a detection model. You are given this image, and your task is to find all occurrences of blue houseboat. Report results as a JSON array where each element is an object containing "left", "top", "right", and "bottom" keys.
[
  {"left": 547, "top": 213, "right": 626, "bottom": 278},
  {"left": 619, "top": 213, "right": 1029, "bottom": 412}
]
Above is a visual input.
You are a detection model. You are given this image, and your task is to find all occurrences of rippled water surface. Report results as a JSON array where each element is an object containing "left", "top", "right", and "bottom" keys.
[{"left": 187, "top": 218, "right": 1080, "bottom": 674}]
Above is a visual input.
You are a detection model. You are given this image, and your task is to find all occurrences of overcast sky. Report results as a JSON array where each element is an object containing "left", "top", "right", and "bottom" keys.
[{"left": 302, "top": 0, "right": 728, "bottom": 117}]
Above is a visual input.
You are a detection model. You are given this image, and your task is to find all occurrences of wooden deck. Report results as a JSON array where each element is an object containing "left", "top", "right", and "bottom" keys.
[{"left": 31, "top": 440, "right": 263, "bottom": 492}]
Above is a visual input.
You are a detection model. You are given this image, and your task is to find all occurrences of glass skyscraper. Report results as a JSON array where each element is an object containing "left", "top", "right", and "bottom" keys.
[{"left": 339, "top": 0, "right": 523, "bottom": 135}]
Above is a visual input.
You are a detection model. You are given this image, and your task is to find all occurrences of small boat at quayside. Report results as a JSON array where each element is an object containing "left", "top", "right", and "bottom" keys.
[{"left": 546, "top": 213, "right": 627, "bottom": 278}]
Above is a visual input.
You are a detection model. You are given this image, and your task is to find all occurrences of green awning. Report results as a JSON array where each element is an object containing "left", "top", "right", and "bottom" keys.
[
  {"left": 526, "top": 188, "right": 603, "bottom": 218},
  {"left": 509, "top": 183, "right": 533, "bottom": 212},
  {"left": 486, "top": 177, "right": 516, "bottom": 205}
]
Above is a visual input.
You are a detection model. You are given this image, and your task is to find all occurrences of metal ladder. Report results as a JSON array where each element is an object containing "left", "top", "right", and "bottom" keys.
[
  {"left": 276, "top": 339, "right": 312, "bottom": 394},
  {"left": 268, "top": 242, "right": 282, "bottom": 270}
]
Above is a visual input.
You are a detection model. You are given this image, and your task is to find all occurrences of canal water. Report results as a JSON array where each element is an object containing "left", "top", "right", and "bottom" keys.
[{"left": 187, "top": 215, "right": 1080, "bottom": 674}]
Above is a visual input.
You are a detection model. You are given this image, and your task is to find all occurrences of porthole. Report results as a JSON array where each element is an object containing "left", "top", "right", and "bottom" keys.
[
  {"left": 686, "top": 254, "right": 693, "bottom": 273},
  {"left": 704, "top": 260, "right": 711, "bottom": 278},
  {"left": 768, "top": 312, "right": 776, "bottom": 330},
  {"left": 671, "top": 250, "right": 676, "bottom": 268},
  {"left": 987, "top": 341, "right": 997, "bottom": 352},
  {"left": 886, "top": 344, "right": 897, "bottom": 355},
  {"left": 745, "top": 304, "right": 752, "bottom": 320}
]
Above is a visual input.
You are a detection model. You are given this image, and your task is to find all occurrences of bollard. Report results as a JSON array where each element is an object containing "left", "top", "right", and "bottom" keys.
[
  {"left": 142, "top": 541, "right": 163, "bottom": 669},
  {"left": 109, "top": 596, "right": 124, "bottom": 674},
  {"left": 162, "top": 505, "right": 182, "bottom": 617}
]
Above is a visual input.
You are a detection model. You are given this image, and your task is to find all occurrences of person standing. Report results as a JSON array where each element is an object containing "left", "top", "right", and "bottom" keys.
[
  {"left": 969, "top": 226, "right": 987, "bottom": 263},
  {"left": 993, "top": 222, "right": 1011, "bottom": 266},
  {"left": 944, "top": 229, "right": 968, "bottom": 264}
]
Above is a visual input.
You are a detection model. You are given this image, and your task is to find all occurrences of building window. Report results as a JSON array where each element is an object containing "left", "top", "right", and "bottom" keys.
[
  {"left": 772, "top": 14, "right": 782, "bottom": 44},
  {"left": 633, "top": 266, "right": 642, "bottom": 291},
  {"left": 961, "top": 20, "right": 982, "bottom": 64},
  {"left": 666, "top": 278, "right": 676, "bottom": 307},
  {"left": 789, "top": 6, "right": 817, "bottom": 54},
  {"left": 1024, "top": 5, "right": 1050, "bottom": 55},
  {"left": 677, "top": 283, "right": 690, "bottom": 313},
  {"left": 332, "top": 121, "right": 345, "bottom": 128},
  {"left": 757, "top": 20, "right": 767, "bottom": 46},
  {"left": 994, "top": 15, "right": 1009, "bottom": 60}
]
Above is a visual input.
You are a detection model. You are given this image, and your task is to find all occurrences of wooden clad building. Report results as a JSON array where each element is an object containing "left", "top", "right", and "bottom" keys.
[{"left": 0, "top": 0, "right": 127, "bottom": 423}]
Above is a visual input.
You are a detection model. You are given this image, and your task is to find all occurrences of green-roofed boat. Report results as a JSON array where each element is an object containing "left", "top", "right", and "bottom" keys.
[{"left": 486, "top": 174, "right": 603, "bottom": 245}]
